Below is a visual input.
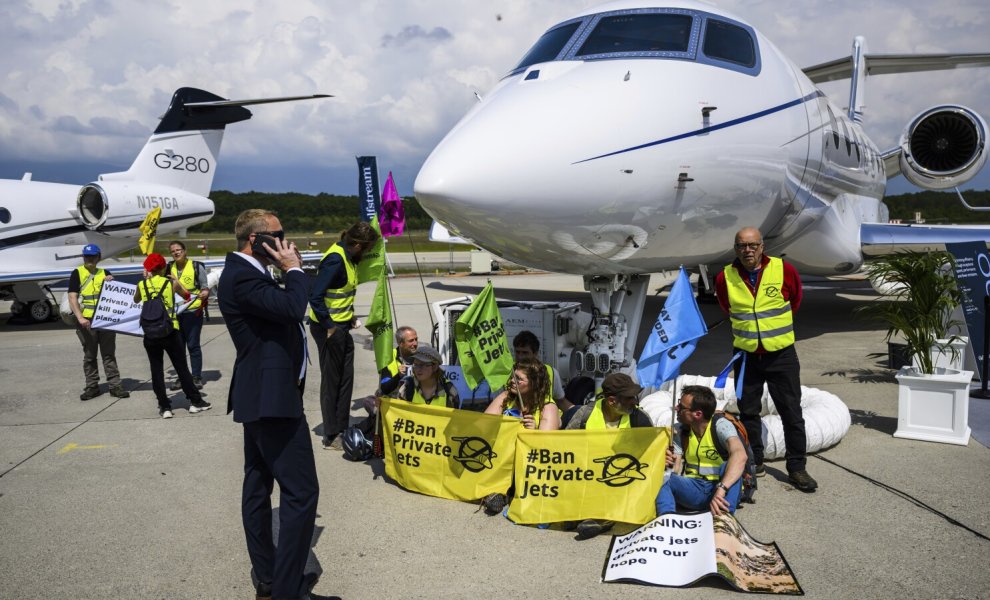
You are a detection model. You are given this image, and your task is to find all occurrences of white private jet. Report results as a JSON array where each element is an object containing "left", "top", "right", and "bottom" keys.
[
  {"left": 0, "top": 88, "right": 328, "bottom": 323},
  {"left": 414, "top": 0, "right": 990, "bottom": 376}
]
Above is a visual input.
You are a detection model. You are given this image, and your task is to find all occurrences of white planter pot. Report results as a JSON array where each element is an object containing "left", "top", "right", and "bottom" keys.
[
  {"left": 894, "top": 366, "right": 972, "bottom": 445},
  {"left": 912, "top": 337, "right": 969, "bottom": 373}
]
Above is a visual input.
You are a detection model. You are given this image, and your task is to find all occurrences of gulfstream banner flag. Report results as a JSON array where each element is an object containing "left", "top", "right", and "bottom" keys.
[
  {"left": 637, "top": 267, "right": 708, "bottom": 386},
  {"left": 507, "top": 427, "right": 670, "bottom": 525},
  {"left": 454, "top": 282, "right": 513, "bottom": 390},
  {"left": 356, "top": 156, "right": 381, "bottom": 222},
  {"left": 381, "top": 399, "right": 519, "bottom": 502}
]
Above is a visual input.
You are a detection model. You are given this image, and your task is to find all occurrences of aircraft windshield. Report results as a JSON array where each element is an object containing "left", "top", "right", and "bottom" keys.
[
  {"left": 508, "top": 9, "right": 760, "bottom": 77},
  {"left": 576, "top": 14, "right": 693, "bottom": 56},
  {"left": 514, "top": 21, "right": 582, "bottom": 72}
]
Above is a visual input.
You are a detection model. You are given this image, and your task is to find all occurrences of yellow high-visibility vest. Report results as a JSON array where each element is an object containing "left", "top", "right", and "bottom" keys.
[
  {"left": 308, "top": 243, "right": 356, "bottom": 324},
  {"left": 138, "top": 275, "right": 178, "bottom": 330},
  {"left": 684, "top": 420, "right": 723, "bottom": 482},
  {"left": 584, "top": 398, "right": 631, "bottom": 430},
  {"left": 724, "top": 257, "right": 795, "bottom": 352},
  {"left": 169, "top": 261, "right": 202, "bottom": 311},
  {"left": 76, "top": 266, "right": 106, "bottom": 319}
]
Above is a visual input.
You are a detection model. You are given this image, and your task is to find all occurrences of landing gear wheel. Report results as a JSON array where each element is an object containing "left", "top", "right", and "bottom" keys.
[{"left": 28, "top": 300, "right": 54, "bottom": 323}]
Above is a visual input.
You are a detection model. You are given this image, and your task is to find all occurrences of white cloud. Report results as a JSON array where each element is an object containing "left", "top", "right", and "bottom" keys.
[{"left": 0, "top": 0, "right": 987, "bottom": 193}]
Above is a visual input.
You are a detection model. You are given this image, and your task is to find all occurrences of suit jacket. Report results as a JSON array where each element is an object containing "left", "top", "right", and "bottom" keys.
[{"left": 218, "top": 253, "right": 311, "bottom": 423}]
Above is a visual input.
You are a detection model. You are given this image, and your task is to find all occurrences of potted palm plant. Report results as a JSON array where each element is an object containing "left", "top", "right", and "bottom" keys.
[{"left": 859, "top": 250, "right": 972, "bottom": 445}]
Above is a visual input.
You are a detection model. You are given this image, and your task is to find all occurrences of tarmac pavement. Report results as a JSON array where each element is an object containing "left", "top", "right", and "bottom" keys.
[{"left": 1, "top": 271, "right": 989, "bottom": 599}]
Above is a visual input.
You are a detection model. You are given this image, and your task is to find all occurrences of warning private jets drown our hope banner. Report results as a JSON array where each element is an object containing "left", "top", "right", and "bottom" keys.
[{"left": 381, "top": 400, "right": 670, "bottom": 524}]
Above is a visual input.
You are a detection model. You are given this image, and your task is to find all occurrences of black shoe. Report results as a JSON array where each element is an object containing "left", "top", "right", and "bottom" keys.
[
  {"left": 193, "top": 376, "right": 204, "bottom": 389},
  {"left": 169, "top": 379, "right": 182, "bottom": 391},
  {"left": 788, "top": 470, "right": 818, "bottom": 492},
  {"left": 255, "top": 581, "right": 272, "bottom": 600},
  {"left": 481, "top": 493, "right": 507, "bottom": 515},
  {"left": 189, "top": 400, "right": 212, "bottom": 414},
  {"left": 576, "top": 519, "right": 614, "bottom": 540},
  {"left": 109, "top": 386, "right": 130, "bottom": 399},
  {"left": 754, "top": 463, "right": 766, "bottom": 477},
  {"left": 80, "top": 388, "right": 101, "bottom": 401}
]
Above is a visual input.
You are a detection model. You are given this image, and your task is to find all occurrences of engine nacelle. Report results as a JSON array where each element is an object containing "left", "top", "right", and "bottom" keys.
[
  {"left": 899, "top": 105, "right": 988, "bottom": 190},
  {"left": 76, "top": 181, "right": 215, "bottom": 238}
]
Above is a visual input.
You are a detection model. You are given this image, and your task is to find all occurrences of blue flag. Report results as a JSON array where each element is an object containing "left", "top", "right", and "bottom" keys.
[{"left": 637, "top": 268, "right": 708, "bottom": 387}]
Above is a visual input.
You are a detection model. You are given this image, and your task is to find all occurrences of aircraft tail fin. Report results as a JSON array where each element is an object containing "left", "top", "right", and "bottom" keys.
[{"left": 98, "top": 88, "right": 331, "bottom": 197}]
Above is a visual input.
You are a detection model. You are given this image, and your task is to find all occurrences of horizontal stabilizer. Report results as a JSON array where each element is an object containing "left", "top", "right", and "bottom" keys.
[
  {"left": 804, "top": 53, "right": 990, "bottom": 83},
  {"left": 184, "top": 94, "right": 332, "bottom": 108},
  {"left": 861, "top": 223, "right": 990, "bottom": 256}
]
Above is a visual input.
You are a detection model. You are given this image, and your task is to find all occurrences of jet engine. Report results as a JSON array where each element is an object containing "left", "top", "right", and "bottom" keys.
[
  {"left": 899, "top": 105, "right": 988, "bottom": 190},
  {"left": 76, "top": 181, "right": 214, "bottom": 237}
]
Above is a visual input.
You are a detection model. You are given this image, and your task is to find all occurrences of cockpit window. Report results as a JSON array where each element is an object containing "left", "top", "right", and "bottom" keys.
[
  {"left": 576, "top": 14, "right": 692, "bottom": 56},
  {"left": 702, "top": 19, "right": 755, "bottom": 67},
  {"left": 513, "top": 21, "right": 581, "bottom": 72}
]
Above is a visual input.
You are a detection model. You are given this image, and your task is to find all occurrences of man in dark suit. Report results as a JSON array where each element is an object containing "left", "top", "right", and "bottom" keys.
[{"left": 219, "top": 209, "right": 319, "bottom": 600}]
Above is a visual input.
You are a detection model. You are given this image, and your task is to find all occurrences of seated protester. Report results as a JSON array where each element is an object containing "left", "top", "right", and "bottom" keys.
[
  {"left": 361, "top": 326, "right": 419, "bottom": 417},
  {"left": 657, "top": 385, "right": 746, "bottom": 517},
  {"left": 565, "top": 373, "right": 652, "bottom": 430},
  {"left": 398, "top": 344, "right": 458, "bottom": 408},
  {"left": 512, "top": 330, "right": 566, "bottom": 409},
  {"left": 485, "top": 361, "right": 561, "bottom": 431},
  {"left": 133, "top": 253, "right": 211, "bottom": 419},
  {"left": 565, "top": 372, "right": 651, "bottom": 538},
  {"left": 481, "top": 361, "right": 560, "bottom": 516}
]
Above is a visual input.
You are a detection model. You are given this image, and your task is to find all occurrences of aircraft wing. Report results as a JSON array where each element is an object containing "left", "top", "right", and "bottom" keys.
[
  {"left": 0, "top": 258, "right": 228, "bottom": 286},
  {"left": 804, "top": 53, "right": 990, "bottom": 83},
  {"left": 861, "top": 223, "right": 990, "bottom": 256}
]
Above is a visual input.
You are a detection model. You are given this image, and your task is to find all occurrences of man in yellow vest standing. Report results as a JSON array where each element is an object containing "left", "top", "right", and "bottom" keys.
[
  {"left": 67, "top": 244, "right": 129, "bottom": 401},
  {"left": 308, "top": 222, "right": 380, "bottom": 450},
  {"left": 167, "top": 240, "right": 210, "bottom": 390},
  {"left": 714, "top": 227, "right": 817, "bottom": 492},
  {"left": 657, "top": 385, "right": 747, "bottom": 515}
]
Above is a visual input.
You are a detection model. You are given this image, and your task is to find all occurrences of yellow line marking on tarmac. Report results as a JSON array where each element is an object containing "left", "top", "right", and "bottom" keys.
[{"left": 57, "top": 442, "right": 116, "bottom": 455}]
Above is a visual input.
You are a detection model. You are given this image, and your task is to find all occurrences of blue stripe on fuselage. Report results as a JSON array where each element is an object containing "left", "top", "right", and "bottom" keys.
[{"left": 573, "top": 90, "right": 825, "bottom": 164}]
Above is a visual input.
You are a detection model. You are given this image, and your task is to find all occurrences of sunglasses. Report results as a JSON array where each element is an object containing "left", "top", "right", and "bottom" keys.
[
  {"left": 734, "top": 242, "right": 762, "bottom": 250},
  {"left": 253, "top": 230, "right": 285, "bottom": 241},
  {"left": 675, "top": 402, "right": 695, "bottom": 412}
]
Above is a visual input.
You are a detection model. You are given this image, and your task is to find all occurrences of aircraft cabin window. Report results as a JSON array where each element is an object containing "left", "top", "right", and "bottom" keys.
[
  {"left": 576, "top": 14, "right": 693, "bottom": 56},
  {"left": 0, "top": 207, "right": 9, "bottom": 224},
  {"left": 702, "top": 19, "right": 755, "bottom": 67},
  {"left": 513, "top": 21, "right": 581, "bottom": 72}
]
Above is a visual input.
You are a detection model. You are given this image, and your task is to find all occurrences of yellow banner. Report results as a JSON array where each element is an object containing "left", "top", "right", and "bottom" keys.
[
  {"left": 382, "top": 399, "right": 520, "bottom": 502},
  {"left": 507, "top": 427, "right": 670, "bottom": 525},
  {"left": 137, "top": 207, "right": 161, "bottom": 255}
]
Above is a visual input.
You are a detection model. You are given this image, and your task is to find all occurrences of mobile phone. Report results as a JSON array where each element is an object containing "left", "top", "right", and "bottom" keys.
[{"left": 251, "top": 234, "right": 279, "bottom": 260}]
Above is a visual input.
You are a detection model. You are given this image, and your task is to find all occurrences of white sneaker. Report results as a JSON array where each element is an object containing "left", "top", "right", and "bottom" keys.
[
  {"left": 189, "top": 401, "right": 212, "bottom": 414},
  {"left": 161, "top": 410, "right": 174, "bottom": 419}
]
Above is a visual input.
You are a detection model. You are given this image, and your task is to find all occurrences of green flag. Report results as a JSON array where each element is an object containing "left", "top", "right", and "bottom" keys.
[
  {"left": 454, "top": 282, "right": 513, "bottom": 390},
  {"left": 357, "top": 216, "right": 386, "bottom": 284},
  {"left": 366, "top": 268, "right": 394, "bottom": 372}
]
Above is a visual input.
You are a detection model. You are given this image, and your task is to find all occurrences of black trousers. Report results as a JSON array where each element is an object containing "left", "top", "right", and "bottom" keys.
[
  {"left": 733, "top": 345, "right": 807, "bottom": 473},
  {"left": 143, "top": 329, "right": 202, "bottom": 410},
  {"left": 242, "top": 416, "right": 319, "bottom": 600},
  {"left": 309, "top": 322, "right": 354, "bottom": 442}
]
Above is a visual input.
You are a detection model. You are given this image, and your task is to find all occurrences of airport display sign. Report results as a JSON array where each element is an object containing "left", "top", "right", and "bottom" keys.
[{"left": 945, "top": 242, "right": 990, "bottom": 380}]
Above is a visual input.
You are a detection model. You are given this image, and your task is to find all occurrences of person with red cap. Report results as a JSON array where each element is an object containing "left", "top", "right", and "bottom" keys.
[{"left": 133, "top": 252, "right": 211, "bottom": 418}]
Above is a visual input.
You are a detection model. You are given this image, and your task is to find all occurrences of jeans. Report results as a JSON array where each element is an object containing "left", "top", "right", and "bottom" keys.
[
  {"left": 76, "top": 326, "right": 121, "bottom": 390},
  {"left": 656, "top": 463, "right": 742, "bottom": 516},
  {"left": 177, "top": 311, "right": 204, "bottom": 378},
  {"left": 144, "top": 329, "right": 202, "bottom": 410},
  {"left": 309, "top": 322, "right": 354, "bottom": 442}
]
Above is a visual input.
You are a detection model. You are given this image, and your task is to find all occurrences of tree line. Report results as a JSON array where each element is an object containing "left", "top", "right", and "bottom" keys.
[{"left": 193, "top": 188, "right": 990, "bottom": 234}]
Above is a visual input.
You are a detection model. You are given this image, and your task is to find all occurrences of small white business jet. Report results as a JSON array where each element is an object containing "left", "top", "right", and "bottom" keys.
[
  {"left": 415, "top": 0, "right": 990, "bottom": 375},
  {"left": 0, "top": 88, "right": 328, "bottom": 322}
]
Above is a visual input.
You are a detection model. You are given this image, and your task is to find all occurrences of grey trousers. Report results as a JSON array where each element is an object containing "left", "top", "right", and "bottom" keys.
[{"left": 76, "top": 326, "right": 121, "bottom": 390}]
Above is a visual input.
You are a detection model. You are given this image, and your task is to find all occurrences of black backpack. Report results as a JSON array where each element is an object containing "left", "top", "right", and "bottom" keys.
[
  {"left": 680, "top": 411, "right": 758, "bottom": 504},
  {"left": 140, "top": 280, "right": 172, "bottom": 339}
]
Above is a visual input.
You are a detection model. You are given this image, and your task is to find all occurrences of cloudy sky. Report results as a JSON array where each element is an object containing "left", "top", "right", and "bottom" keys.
[{"left": 1, "top": 0, "right": 987, "bottom": 197}]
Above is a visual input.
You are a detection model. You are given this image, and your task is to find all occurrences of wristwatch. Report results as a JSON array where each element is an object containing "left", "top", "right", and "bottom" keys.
[{"left": 716, "top": 482, "right": 729, "bottom": 493}]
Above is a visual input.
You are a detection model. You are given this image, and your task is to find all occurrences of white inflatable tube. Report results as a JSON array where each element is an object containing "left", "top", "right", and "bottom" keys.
[{"left": 639, "top": 374, "right": 851, "bottom": 459}]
